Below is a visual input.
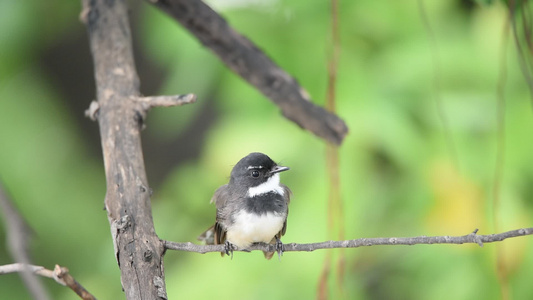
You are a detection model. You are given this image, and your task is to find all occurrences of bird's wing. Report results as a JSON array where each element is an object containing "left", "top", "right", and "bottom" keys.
[
  {"left": 282, "top": 184, "right": 292, "bottom": 204},
  {"left": 280, "top": 184, "right": 292, "bottom": 236},
  {"left": 211, "top": 185, "right": 231, "bottom": 245},
  {"left": 211, "top": 184, "right": 229, "bottom": 207},
  {"left": 214, "top": 221, "right": 227, "bottom": 245}
]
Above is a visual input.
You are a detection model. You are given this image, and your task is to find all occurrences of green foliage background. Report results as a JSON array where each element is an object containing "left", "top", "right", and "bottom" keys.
[{"left": 1, "top": 0, "right": 532, "bottom": 299}]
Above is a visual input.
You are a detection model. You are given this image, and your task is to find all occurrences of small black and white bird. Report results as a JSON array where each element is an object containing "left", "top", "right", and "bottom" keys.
[{"left": 199, "top": 152, "right": 291, "bottom": 260}]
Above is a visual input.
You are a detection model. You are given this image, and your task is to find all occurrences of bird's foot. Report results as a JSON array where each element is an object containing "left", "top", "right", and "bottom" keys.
[
  {"left": 224, "top": 241, "right": 236, "bottom": 259},
  {"left": 275, "top": 238, "right": 284, "bottom": 261}
]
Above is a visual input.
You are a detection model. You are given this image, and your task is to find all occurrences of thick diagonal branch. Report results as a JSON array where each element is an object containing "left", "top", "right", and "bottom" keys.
[
  {"left": 164, "top": 227, "right": 533, "bottom": 254},
  {"left": 149, "top": 0, "right": 348, "bottom": 145}
]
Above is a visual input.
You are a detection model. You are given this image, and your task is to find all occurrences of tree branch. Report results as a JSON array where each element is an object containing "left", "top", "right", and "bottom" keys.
[
  {"left": 0, "top": 263, "right": 97, "bottom": 300},
  {"left": 148, "top": 0, "right": 349, "bottom": 145},
  {"left": 0, "top": 183, "right": 50, "bottom": 300},
  {"left": 163, "top": 228, "right": 533, "bottom": 254},
  {"left": 84, "top": 93, "right": 196, "bottom": 122},
  {"left": 0, "top": 263, "right": 54, "bottom": 277},
  {"left": 137, "top": 93, "right": 197, "bottom": 110},
  {"left": 53, "top": 265, "right": 97, "bottom": 300},
  {"left": 80, "top": 0, "right": 182, "bottom": 298}
]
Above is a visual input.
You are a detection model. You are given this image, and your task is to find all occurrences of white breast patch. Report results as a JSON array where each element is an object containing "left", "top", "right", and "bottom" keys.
[{"left": 226, "top": 210, "right": 285, "bottom": 249}]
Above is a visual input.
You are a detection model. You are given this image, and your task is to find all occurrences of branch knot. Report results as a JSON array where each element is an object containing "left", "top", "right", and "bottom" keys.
[{"left": 84, "top": 101, "right": 100, "bottom": 121}]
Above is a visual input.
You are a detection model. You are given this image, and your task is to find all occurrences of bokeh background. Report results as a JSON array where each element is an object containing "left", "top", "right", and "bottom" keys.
[{"left": 1, "top": 0, "right": 532, "bottom": 299}]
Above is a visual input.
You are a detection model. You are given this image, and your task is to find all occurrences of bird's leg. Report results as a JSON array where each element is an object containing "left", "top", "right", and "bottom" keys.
[
  {"left": 275, "top": 237, "right": 284, "bottom": 261},
  {"left": 224, "top": 241, "right": 236, "bottom": 259}
]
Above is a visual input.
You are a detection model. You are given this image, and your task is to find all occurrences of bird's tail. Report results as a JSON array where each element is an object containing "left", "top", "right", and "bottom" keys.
[
  {"left": 198, "top": 224, "right": 227, "bottom": 257},
  {"left": 263, "top": 251, "right": 275, "bottom": 260},
  {"left": 197, "top": 225, "right": 215, "bottom": 245},
  {"left": 262, "top": 237, "right": 279, "bottom": 260}
]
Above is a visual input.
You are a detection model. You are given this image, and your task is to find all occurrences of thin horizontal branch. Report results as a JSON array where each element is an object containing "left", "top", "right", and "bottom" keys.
[
  {"left": 149, "top": 0, "right": 349, "bottom": 145},
  {"left": 0, "top": 263, "right": 97, "bottom": 300},
  {"left": 163, "top": 227, "right": 533, "bottom": 254},
  {"left": 0, "top": 263, "right": 55, "bottom": 279},
  {"left": 137, "top": 93, "right": 197, "bottom": 110}
]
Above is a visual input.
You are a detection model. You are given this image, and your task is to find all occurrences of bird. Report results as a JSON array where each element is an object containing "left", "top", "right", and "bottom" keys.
[{"left": 198, "top": 152, "right": 291, "bottom": 260}]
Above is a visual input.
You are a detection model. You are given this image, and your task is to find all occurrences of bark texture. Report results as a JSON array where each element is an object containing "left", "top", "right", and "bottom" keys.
[
  {"left": 81, "top": 0, "right": 166, "bottom": 299},
  {"left": 151, "top": 0, "right": 349, "bottom": 145}
]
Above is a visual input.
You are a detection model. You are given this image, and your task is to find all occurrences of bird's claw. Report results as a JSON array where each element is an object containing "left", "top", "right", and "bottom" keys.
[
  {"left": 224, "top": 241, "right": 236, "bottom": 259},
  {"left": 275, "top": 238, "right": 284, "bottom": 261}
]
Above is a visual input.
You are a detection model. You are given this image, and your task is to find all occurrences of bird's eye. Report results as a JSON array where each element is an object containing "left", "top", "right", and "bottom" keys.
[{"left": 251, "top": 170, "right": 259, "bottom": 178}]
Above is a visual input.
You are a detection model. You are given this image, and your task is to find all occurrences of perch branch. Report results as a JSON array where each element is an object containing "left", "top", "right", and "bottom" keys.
[
  {"left": 163, "top": 227, "right": 533, "bottom": 254},
  {"left": 149, "top": 0, "right": 349, "bottom": 145},
  {"left": 0, "top": 263, "right": 97, "bottom": 300}
]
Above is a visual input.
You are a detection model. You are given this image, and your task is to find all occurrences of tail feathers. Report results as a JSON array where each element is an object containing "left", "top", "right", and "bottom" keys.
[
  {"left": 262, "top": 236, "right": 280, "bottom": 260},
  {"left": 198, "top": 225, "right": 227, "bottom": 257},
  {"left": 263, "top": 250, "right": 275, "bottom": 260},
  {"left": 197, "top": 225, "right": 215, "bottom": 245}
]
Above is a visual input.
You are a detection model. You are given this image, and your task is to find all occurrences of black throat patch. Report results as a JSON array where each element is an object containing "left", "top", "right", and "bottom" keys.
[{"left": 244, "top": 192, "right": 286, "bottom": 216}]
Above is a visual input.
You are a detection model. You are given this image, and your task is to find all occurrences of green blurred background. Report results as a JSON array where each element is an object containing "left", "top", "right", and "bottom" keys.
[{"left": 1, "top": 0, "right": 532, "bottom": 299}]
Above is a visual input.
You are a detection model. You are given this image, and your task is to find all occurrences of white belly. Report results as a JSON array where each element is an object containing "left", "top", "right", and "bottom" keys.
[{"left": 226, "top": 210, "right": 285, "bottom": 249}]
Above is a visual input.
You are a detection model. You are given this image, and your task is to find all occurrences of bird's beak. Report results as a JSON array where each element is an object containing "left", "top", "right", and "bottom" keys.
[{"left": 270, "top": 165, "right": 290, "bottom": 175}]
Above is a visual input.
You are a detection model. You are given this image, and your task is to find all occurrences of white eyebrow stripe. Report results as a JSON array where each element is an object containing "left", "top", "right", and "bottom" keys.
[{"left": 247, "top": 165, "right": 264, "bottom": 170}]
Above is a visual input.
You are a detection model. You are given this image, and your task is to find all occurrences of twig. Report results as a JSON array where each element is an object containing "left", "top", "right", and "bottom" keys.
[
  {"left": 0, "top": 263, "right": 97, "bottom": 300},
  {"left": 0, "top": 183, "right": 50, "bottom": 300},
  {"left": 135, "top": 94, "right": 197, "bottom": 127},
  {"left": 0, "top": 263, "right": 55, "bottom": 278},
  {"left": 53, "top": 265, "right": 97, "bottom": 300},
  {"left": 164, "top": 228, "right": 533, "bottom": 254},
  {"left": 149, "top": 0, "right": 349, "bottom": 145},
  {"left": 136, "top": 93, "right": 197, "bottom": 110},
  {"left": 84, "top": 94, "right": 196, "bottom": 122}
]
